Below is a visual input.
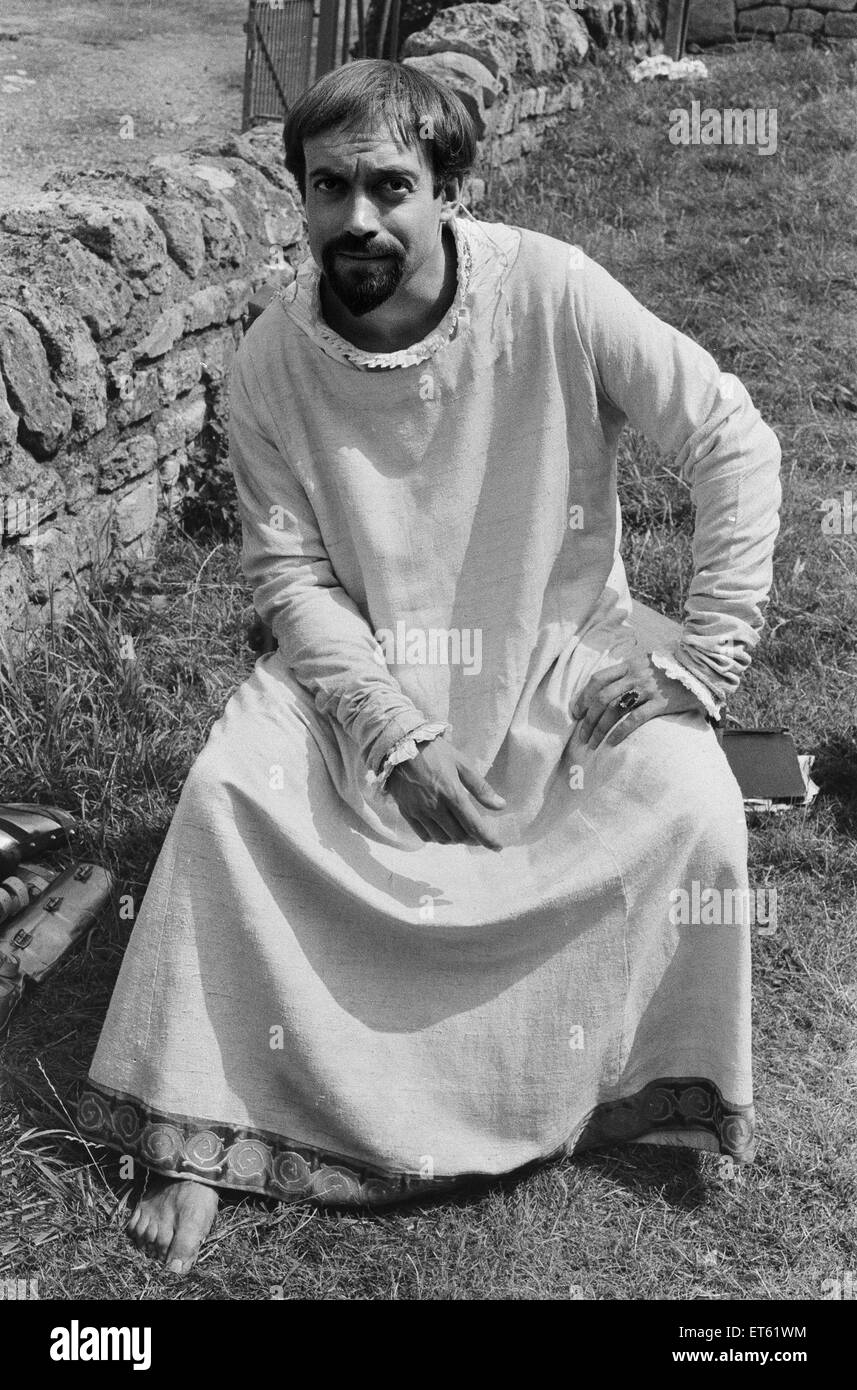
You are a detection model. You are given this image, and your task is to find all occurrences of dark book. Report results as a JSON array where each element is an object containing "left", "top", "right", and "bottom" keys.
[{"left": 718, "top": 728, "right": 807, "bottom": 803}]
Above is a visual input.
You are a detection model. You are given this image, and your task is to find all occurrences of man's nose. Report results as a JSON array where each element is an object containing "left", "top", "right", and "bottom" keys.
[{"left": 342, "top": 190, "right": 381, "bottom": 238}]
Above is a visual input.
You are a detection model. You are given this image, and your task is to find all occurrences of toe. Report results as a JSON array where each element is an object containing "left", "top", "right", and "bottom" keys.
[
  {"left": 129, "top": 1212, "right": 151, "bottom": 1248},
  {"left": 163, "top": 1197, "right": 217, "bottom": 1276},
  {"left": 164, "top": 1226, "right": 201, "bottom": 1275},
  {"left": 140, "top": 1217, "right": 161, "bottom": 1252},
  {"left": 164, "top": 1248, "right": 191, "bottom": 1276},
  {"left": 153, "top": 1219, "right": 176, "bottom": 1264}
]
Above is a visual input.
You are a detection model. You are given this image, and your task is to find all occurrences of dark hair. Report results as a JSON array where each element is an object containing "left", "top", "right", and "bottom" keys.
[{"left": 283, "top": 59, "right": 478, "bottom": 202}]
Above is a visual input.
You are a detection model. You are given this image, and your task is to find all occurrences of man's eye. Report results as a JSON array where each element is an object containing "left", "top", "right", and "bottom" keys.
[{"left": 313, "top": 179, "right": 410, "bottom": 193}]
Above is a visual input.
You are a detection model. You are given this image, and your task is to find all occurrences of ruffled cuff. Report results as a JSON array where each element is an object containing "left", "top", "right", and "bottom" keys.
[
  {"left": 367, "top": 721, "right": 452, "bottom": 792},
  {"left": 649, "top": 648, "right": 724, "bottom": 722}
]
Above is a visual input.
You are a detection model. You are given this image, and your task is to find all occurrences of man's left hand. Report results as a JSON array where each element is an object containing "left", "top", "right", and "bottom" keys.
[{"left": 571, "top": 650, "right": 707, "bottom": 750}]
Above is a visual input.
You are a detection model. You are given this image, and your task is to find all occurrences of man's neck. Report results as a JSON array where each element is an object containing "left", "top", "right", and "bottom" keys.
[{"left": 319, "top": 222, "right": 458, "bottom": 355}]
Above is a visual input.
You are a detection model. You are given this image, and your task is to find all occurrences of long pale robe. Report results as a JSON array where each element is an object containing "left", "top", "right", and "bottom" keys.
[{"left": 79, "top": 214, "right": 781, "bottom": 1204}]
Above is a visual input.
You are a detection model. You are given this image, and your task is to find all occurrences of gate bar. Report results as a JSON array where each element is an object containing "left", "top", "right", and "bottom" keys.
[{"left": 316, "top": 0, "right": 341, "bottom": 76}]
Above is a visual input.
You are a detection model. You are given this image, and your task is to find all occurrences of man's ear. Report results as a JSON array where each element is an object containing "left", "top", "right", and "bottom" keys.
[{"left": 439, "top": 177, "right": 463, "bottom": 222}]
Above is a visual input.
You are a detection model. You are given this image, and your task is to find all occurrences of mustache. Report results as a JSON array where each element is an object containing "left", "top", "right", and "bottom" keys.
[{"left": 328, "top": 241, "right": 401, "bottom": 258}]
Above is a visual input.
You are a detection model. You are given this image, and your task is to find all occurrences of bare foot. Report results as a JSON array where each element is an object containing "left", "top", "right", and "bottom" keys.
[{"left": 127, "top": 1175, "right": 219, "bottom": 1275}]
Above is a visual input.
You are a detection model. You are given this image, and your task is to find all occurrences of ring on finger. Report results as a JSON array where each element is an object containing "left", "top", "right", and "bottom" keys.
[{"left": 614, "top": 687, "right": 642, "bottom": 716}]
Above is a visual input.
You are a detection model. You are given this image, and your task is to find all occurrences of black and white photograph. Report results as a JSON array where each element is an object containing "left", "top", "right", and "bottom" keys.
[{"left": 0, "top": 0, "right": 854, "bottom": 1337}]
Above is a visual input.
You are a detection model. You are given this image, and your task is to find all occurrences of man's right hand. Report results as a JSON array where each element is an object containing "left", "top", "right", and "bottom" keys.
[{"left": 385, "top": 738, "right": 506, "bottom": 850}]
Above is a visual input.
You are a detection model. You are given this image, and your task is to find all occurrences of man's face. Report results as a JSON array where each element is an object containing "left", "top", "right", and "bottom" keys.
[{"left": 302, "top": 123, "right": 449, "bottom": 317}]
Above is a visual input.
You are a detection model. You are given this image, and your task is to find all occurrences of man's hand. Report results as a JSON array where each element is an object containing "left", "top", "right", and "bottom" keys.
[
  {"left": 386, "top": 738, "right": 506, "bottom": 850},
  {"left": 572, "top": 649, "right": 708, "bottom": 750}
]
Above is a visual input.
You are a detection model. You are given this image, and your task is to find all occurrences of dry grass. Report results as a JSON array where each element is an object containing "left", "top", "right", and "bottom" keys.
[{"left": 1, "top": 42, "right": 855, "bottom": 1300}]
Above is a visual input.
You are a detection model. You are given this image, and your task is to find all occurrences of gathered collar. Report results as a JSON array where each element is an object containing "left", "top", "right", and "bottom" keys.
[{"left": 276, "top": 211, "right": 478, "bottom": 371}]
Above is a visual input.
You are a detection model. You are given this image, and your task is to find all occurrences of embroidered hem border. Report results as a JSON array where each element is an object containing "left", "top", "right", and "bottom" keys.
[{"left": 77, "top": 1078, "right": 755, "bottom": 1207}]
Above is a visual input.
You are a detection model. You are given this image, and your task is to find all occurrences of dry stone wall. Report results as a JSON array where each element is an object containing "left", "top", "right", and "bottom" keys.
[
  {"left": 366, "top": 0, "right": 660, "bottom": 61},
  {"left": 688, "top": 0, "right": 857, "bottom": 47},
  {"left": 402, "top": 1, "right": 660, "bottom": 174},
  {"left": 0, "top": 1, "right": 664, "bottom": 662},
  {"left": 0, "top": 129, "right": 307, "bottom": 661}
]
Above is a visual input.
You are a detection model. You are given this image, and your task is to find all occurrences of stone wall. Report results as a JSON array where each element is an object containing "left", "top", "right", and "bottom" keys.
[
  {"left": 401, "top": 2, "right": 661, "bottom": 173},
  {"left": 366, "top": 0, "right": 662, "bottom": 61},
  {"left": 688, "top": 0, "right": 857, "bottom": 47},
  {"left": 0, "top": 130, "right": 307, "bottom": 662},
  {"left": 0, "top": 1, "right": 664, "bottom": 664}
]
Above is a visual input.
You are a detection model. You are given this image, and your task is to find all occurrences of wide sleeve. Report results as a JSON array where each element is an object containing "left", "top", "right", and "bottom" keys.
[
  {"left": 227, "top": 340, "right": 433, "bottom": 775},
  {"left": 566, "top": 251, "right": 782, "bottom": 715}
]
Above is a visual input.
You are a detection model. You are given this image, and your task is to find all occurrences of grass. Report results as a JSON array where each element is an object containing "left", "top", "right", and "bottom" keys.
[{"left": 1, "top": 42, "right": 856, "bottom": 1300}]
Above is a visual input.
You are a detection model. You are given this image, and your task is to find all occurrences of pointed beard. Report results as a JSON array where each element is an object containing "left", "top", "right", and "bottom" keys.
[{"left": 322, "top": 252, "right": 405, "bottom": 317}]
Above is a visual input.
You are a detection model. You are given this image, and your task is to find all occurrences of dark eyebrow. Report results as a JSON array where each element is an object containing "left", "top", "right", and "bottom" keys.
[{"left": 308, "top": 164, "right": 419, "bottom": 181}]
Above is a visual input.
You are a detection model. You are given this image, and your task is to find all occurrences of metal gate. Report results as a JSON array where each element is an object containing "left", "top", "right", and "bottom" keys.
[
  {"left": 242, "top": 1, "right": 315, "bottom": 128},
  {"left": 242, "top": 0, "right": 403, "bottom": 130},
  {"left": 663, "top": 0, "right": 691, "bottom": 60}
]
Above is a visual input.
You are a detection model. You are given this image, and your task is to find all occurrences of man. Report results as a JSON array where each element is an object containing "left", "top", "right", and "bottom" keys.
[{"left": 79, "top": 59, "right": 781, "bottom": 1276}]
